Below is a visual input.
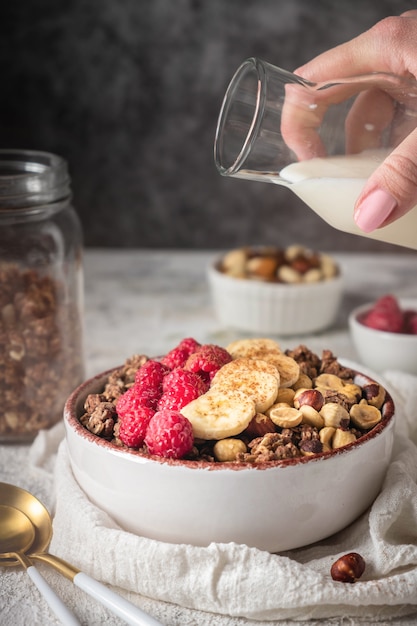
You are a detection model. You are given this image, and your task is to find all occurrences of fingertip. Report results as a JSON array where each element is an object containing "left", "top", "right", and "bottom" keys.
[{"left": 354, "top": 189, "right": 397, "bottom": 232}]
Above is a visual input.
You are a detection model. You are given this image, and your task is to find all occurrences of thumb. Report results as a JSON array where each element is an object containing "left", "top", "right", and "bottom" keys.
[{"left": 354, "top": 131, "right": 417, "bottom": 232}]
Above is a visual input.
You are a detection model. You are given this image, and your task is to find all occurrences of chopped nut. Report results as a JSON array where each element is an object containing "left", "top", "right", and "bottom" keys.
[
  {"left": 292, "top": 373, "right": 313, "bottom": 390},
  {"left": 276, "top": 265, "right": 302, "bottom": 284},
  {"left": 320, "top": 402, "right": 350, "bottom": 429},
  {"left": 332, "top": 428, "right": 356, "bottom": 449},
  {"left": 350, "top": 402, "right": 382, "bottom": 430},
  {"left": 267, "top": 404, "right": 303, "bottom": 428},
  {"left": 299, "top": 438, "right": 323, "bottom": 456},
  {"left": 244, "top": 412, "right": 276, "bottom": 437},
  {"left": 299, "top": 404, "right": 325, "bottom": 429},
  {"left": 315, "top": 373, "right": 345, "bottom": 390},
  {"left": 303, "top": 268, "right": 323, "bottom": 283},
  {"left": 319, "top": 426, "right": 336, "bottom": 446},
  {"left": 275, "top": 387, "right": 295, "bottom": 405},
  {"left": 362, "top": 382, "right": 386, "bottom": 409},
  {"left": 213, "top": 438, "right": 247, "bottom": 462},
  {"left": 221, "top": 248, "right": 247, "bottom": 278},
  {"left": 246, "top": 256, "right": 278, "bottom": 280}
]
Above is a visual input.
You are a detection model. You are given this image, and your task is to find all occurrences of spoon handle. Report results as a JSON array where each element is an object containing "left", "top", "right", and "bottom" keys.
[
  {"left": 73, "top": 572, "right": 162, "bottom": 626},
  {"left": 26, "top": 564, "right": 81, "bottom": 626},
  {"left": 32, "top": 552, "right": 163, "bottom": 625}
]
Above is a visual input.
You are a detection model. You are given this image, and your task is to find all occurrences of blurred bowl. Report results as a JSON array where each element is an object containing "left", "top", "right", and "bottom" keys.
[
  {"left": 207, "top": 250, "right": 343, "bottom": 335},
  {"left": 64, "top": 361, "right": 395, "bottom": 553},
  {"left": 349, "top": 297, "right": 417, "bottom": 374}
]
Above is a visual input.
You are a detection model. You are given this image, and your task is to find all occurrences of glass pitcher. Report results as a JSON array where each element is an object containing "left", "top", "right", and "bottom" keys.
[{"left": 214, "top": 58, "right": 417, "bottom": 249}]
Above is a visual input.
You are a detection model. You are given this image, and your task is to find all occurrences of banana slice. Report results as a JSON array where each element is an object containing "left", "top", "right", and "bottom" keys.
[
  {"left": 211, "top": 359, "right": 279, "bottom": 413},
  {"left": 225, "top": 338, "right": 298, "bottom": 388},
  {"left": 181, "top": 388, "right": 256, "bottom": 440},
  {"left": 226, "top": 338, "right": 281, "bottom": 359},
  {"left": 213, "top": 357, "right": 281, "bottom": 383},
  {"left": 259, "top": 353, "right": 300, "bottom": 388}
]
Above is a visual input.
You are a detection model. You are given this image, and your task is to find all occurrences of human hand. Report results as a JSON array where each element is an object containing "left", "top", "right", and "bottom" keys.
[{"left": 288, "top": 11, "right": 417, "bottom": 233}]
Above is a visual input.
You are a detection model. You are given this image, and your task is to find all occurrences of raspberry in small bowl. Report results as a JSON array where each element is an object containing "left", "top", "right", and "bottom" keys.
[
  {"left": 349, "top": 295, "right": 417, "bottom": 374},
  {"left": 64, "top": 336, "right": 395, "bottom": 552},
  {"left": 207, "top": 244, "right": 343, "bottom": 335}
]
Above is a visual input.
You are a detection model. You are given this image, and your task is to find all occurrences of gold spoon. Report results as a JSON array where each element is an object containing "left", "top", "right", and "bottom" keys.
[
  {"left": 0, "top": 482, "right": 162, "bottom": 626},
  {"left": 0, "top": 504, "right": 80, "bottom": 625}
]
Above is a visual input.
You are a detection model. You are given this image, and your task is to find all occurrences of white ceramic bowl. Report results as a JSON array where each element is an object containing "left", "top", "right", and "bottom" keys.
[
  {"left": 349, "top": 297, "right": 417, "bottom": 375},
  {"left": 64, "top": 363, "right": 395, "bottom": 553},
  {"left": 207, "top": 255, "right": 343, "bottom": 335}
]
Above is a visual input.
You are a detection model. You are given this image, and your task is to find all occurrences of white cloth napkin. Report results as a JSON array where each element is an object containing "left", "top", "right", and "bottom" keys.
[{"left": 30, "top": 370, "right": 417, "bottom": 624}]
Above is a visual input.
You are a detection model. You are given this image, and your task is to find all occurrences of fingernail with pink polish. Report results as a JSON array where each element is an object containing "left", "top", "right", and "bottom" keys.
[{"left": 354, "top": 189, "right": 397, "bottom": 233}]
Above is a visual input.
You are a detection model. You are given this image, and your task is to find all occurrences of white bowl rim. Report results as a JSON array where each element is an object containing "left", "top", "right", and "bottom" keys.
[
  {"left": 64, "top": 360, "right": 395, "bottom": 473},
  {"left": 349, "top": 297, "right": 417, "bottom": 340}
]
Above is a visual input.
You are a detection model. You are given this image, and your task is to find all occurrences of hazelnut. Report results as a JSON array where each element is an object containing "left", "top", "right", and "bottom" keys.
[
  {"left": 292, "top": 373, "right": 313, "bottom": 391},
  {"left": 284, "top": 244, "right": 308, "bottom": 261},
  {"left": 275, "top": 387, "right": 295, "bottom": 405},
  {"left": 340, "top": 383, "right": 362, "bottom": 405},
  {"left": 320, "top": 253, "right": 338, "bottom": 279},
  {"left": 221, "top": 248, "right": 247, "bottom": 277},
  {"left": 290, "top": 257, "right": 312, "bottom": 275},
  {"left": 246, "top": 256, "right": 278, "bottom": 280},
  {"left": 319, "top": 426, "right": 336, "bottom": 447},
  {"left": 267, "top": 404, "right": 303, "bottom": 428},
  {"left": 320, "top": 402, "right": 350, "bottom": 429},
  {"left": 303, "top": 268, "right": 323, "bottom": 283},
  {"left": 299, "top": 438, "right": 323, "bottom": 456},
  {"left": 293, "top": 388, "right": 324, "bottom": 412},
  {"left": 315, "top": 373, "right": 345, "bottom": 391},
  {"left": 299, "top": 404, "right": 325, "bottom": 429},
  {"left": 213, "top": 438, "right": 247, "bottom": 462},
  {"left": 276, "top": 265, "right": 302, "bottom": 284},
  {"left": 361, "top": 382, "right": 386, "bottom": 409},
  {"left": 350, "top": 401, "right": 382, "bottom": 430},
  {"left": 330, "top": 552, "right": 366, "bottom": 583},
  {"left": 244, "top": 413, "right": 276, "bottom": 438},
  {"left": 332, "top": 428, "right": 356, "bottom": 449}
]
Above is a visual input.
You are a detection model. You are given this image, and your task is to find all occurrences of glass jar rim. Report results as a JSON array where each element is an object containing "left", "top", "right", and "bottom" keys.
[{"left": 0, "top": 149, "right": 71, "bottom": 209}]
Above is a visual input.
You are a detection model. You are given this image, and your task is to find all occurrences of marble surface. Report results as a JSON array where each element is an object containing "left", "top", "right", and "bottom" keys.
[
  {"left": 1, "top": 1, "right": 416, "bottom": 252},
  {"left": 81, "top": 248, "right": 417, "bottom": 377},
  {"left": 1, "top": 248, "right": 417, "bottom": 625}
]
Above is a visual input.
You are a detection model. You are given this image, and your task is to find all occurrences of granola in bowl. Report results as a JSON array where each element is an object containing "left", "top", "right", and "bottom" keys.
[{"left": 77, "top": 338, "right": 393, "bottom": 465}]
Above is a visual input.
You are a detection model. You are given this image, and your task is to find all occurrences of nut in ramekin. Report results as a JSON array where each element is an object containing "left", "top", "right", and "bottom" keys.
[{"left": 208, "top": 245, "right": 343, "bottom": 335}]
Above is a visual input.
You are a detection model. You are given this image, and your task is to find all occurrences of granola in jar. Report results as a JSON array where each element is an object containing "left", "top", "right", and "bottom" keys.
[{"left": 0, "top": 150, "right": 84, "bottom": 442}]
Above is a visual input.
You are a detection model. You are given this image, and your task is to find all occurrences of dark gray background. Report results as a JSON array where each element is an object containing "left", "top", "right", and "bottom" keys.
[{"left": 1, "top": 0, "right": 416, "bottom": 251}]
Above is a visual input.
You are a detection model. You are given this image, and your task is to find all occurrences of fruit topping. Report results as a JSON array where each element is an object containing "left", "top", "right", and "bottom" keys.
[
  {"left": 185, "top": 343, "right": 232, "bottom": 382},
  {"left": 157, "top": 369, "right": 208, "bottom": 411},
  {"left": 144, "top": 410, "right": 194, "bottom": 459},
  {"left": 360, "top": 294, "right": 417, "bottom": 334}
]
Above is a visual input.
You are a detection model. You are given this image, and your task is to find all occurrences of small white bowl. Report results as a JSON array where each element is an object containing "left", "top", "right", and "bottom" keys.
[
  {"left": 64, "top": 363, "right": 394, "bottom": 553},
  {"left": 207, "top": 255, "right": 343, "bottom": 335},
  {"left": 349, "top": 298, "right": 417, "bottom": 375}
]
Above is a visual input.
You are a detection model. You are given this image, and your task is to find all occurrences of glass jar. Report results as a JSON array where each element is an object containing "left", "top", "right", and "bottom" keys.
[{"left": 0, "top": 149, "right": 85, "bottom": 442}]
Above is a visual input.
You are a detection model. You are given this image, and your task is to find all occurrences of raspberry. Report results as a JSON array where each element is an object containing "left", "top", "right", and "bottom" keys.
[
  {"left": 118, "top": 403, "right": 155, "bottom": 448},
  {"left": 116, "top": 386, "right": 155, "bottom": 418},
  {"left": 135, "top": 360, "right": 169, "bottom": 389},
  {"left": 161, "top": 337, "right": 201, "bottom": 369},
  {"left": 185, "top": 343, "right": 232, "bottom": 381},
  {"left": 157, "top": 368, "right": 208, "bottom": 411},
  {"left": 363, "top": 295, "right": 403, "bottom": 332},
  {"left": 403, "top": 310, "right": 417, "bottom": 334},
  {"left": 144, "top": 410, "right": 194, "bottom": 459}
]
